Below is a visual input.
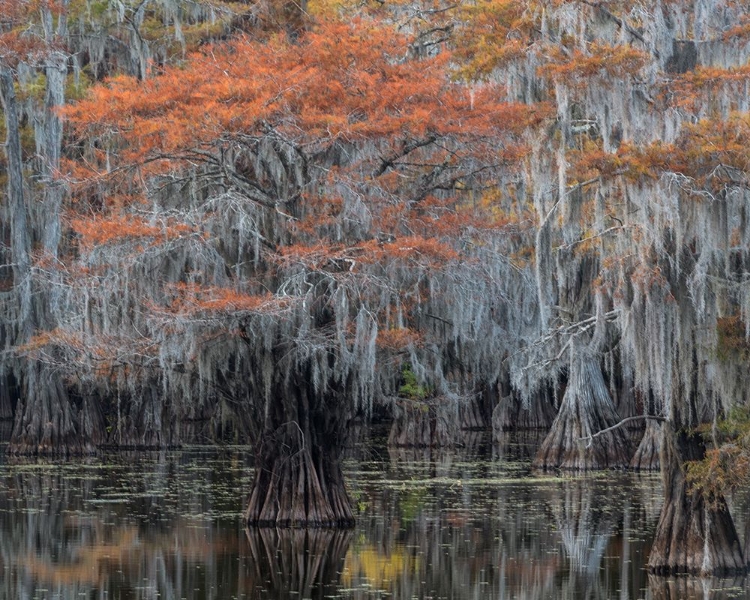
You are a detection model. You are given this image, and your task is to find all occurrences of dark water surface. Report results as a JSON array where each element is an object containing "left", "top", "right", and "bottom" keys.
[{"left": 1, "top": 432, "right": 749, "bottom": 599}]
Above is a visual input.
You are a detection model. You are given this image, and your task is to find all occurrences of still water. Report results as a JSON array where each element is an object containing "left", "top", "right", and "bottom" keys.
[{"left": 0, "top": 431, "right": 749, "bottom": 600}]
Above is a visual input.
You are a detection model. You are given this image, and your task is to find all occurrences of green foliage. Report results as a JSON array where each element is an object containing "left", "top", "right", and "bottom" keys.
[{"left": 398, "top": 364, "right": 429, "bottom": 400}]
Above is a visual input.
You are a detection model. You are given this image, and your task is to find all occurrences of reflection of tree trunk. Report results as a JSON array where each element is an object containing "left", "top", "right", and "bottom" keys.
[
  {"left": 549, "top": 477, "right": 612, "bottom": 600},
  {"left": 646, "top": 574, "right": 746, "bottom": 600},
  {"left": 648, "top": 424, "right": 745, "bottom": 575},
  {"left": 244, "top": 527, "right": 351, "bottom": 598},
  {"left": 630, "top": 419, "right": 661, "bottom": 471},
  {"left": 552, "top": 478, "right": 613, "bottom": 574},
  {"left": 534, "top": 352, "right": 630, "bottom": 470}
]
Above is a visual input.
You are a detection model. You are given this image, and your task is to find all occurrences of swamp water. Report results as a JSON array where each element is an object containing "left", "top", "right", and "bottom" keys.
[{"left": 0, "top": 432, "right": 749, "bottom": 600}]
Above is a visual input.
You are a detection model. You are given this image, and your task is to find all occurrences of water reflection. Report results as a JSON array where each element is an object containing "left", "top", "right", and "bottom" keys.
[
  {"left": 244, "top": 528, "right": 351, "bottom": 599},
  {"left": 0, "top": 440, "right": 748, "bottom": 599}
]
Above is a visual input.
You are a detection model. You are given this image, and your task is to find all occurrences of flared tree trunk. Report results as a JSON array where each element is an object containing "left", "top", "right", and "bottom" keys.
[
  {"left": 648, "top": 424, "right": 745, "bottom": 575},
  {"left": 630, "top": 418, "right": 662, "bottom": 471},
  {"left": 245, "top": 374, "right": 354, "bottom": 528},
  {"left": 9, "top": 363, "right": 94, "bottom": 455},
  {"left": 105, "top": 383, "right": 181, "bottom": 449},
  {"left": 3, "top": 40, "right": 97, "bottom": 455},
  {"left": 533, "top": 351, "right": 631, "bottom": 470}
]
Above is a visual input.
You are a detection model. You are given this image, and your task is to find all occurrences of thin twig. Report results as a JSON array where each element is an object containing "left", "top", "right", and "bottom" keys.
[{"left": 580, "top": 415, "right": 667, "bottom": 447}]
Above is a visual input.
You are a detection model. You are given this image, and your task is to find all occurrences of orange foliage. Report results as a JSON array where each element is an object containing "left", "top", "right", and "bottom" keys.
[
  {"left": 453, "top": 0, "right": 535, "bottom": 80},
  {"left": 71, "top": 214, "right": 195, "bottom": 248},
  {"left": 665, "top": 66, "right": 750, "bottom": 114},
  {"left": 165, "top": 282, "right": 280, "bottom": 316},
  {"left": 63, "top": 18, "right": 540, "bottom": 177},
  {"left": 376, "top": 327, "right": 423, "bottom": 351},
  {"left": 541, "top": 43, "right": 648, "bottom": 83}
]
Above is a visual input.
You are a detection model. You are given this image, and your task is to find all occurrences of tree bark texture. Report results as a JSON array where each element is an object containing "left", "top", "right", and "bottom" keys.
[
  {"left": 388, "top": 397, "right": 457, "bottom": 448},
  {"left": 245, "top": 370, "right": 354, "bottom": 528},
  {"left": 648, "top": 424, "right": 746, "bottom": 575},
  {"left": 491, "top": 389, "right": 557, "bottom": 438},
  {"left": 9, "top": 363, "right": 93, "bottom": 455},
  {"left": 533, "top": 353, "right": 630, "bottom": 470},
  {"left": 630, "top": 419, "right": 661, "bottom": 471},
  {"left": 0, "top": 66, "right": 32, "bottom": 334},
  {"left": 104, "top": 384, "right": 180, "bottom": 449}
]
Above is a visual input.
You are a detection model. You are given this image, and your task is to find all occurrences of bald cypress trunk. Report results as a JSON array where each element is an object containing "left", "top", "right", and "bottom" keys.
[
  {"left": 245, "top": 368, "right": 354, "bottom": 528},
  {"left": 648, "top": 424, "right": 745, "bottom": 575},
  {"left": 630, "top": 419, "right": 662, "bottom": 471},
  {"left": 0, "top": 66, "right": 31, "bottom": 334},
  {"left": 533, "top": 350, "right": 631, "bottom": 470}
]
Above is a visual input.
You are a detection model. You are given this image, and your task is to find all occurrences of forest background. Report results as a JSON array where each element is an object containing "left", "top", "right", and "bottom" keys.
[{"left": 2, "top": 0, "right": 750, "bottom": 576}]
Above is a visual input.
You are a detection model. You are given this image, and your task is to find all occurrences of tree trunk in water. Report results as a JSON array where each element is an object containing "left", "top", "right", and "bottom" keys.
[
  {"left": 630, "top": 419, "right": 661, "bottom": 471},
  {"left": 388, "top": 397, "right": 456, "bottom": 447},
  {"left": 491, "top": 388, "right": 557, "bottom": 439},
  {"left": 245, "top": 428, "right": 354, "bottom": 527},
  {"left": 105, "top": 384, "right": 180, "bottom": 449},
  {"left": 533, "top": 352, "right": 630, "bottom": 470},
  {"left": 245, "top": 374, "right": 354, "bottom": 528},
  {"left": 9, "top": 363, "right": 93, "bottom": 455},
  {"left": 648, "top": 424, "right": 745, "bottom": 575}
]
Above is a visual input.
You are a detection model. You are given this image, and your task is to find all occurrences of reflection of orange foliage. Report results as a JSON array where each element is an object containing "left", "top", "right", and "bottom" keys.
[
  {"left": 23, "top": 527, "right": 141, "bottom": 586},
  {"left": 23, "top": 521, "right": 240, "bottom": 587},
  {"left": 341, "top": 545, "right": 419, "bottom": 588}
]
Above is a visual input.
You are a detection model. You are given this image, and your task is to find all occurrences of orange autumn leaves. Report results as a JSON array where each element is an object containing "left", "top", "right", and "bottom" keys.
[{"left": 63, "top": 18, "right": 539, "bottom": 172}]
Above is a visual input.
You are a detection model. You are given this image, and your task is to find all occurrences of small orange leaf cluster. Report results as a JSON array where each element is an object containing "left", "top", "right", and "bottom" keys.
[
  {"left": 165, "top": 282, "right": 277, "bottom": 316},
  {"left": 541, "top": 44, "right": 648, "bottom": 83},
  {"left": 665, "top": 65, "right": 750, "bottom": 114},
  {"left": 453, "top": 0, "right": 535, "bottom": 80},
  {"left": 376, "top": 327, "right": 423, "bottom": 351},
  {"left": 71, "top": 214, "right": 194, "bottom": 248},
  {"left": 18, "top": 327, "right": 83, "bottom": 356}
]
